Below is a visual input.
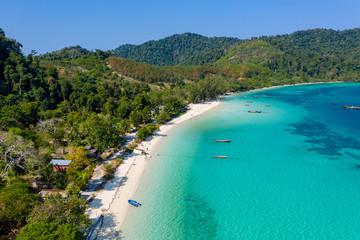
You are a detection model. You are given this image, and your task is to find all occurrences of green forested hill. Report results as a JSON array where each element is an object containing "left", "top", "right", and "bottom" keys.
[
  {"left": 38, "top": 45, "right": 91, "bottom": 60},
  {"left": 2, "top": 26, "right": 360, "bottom": 239},
  {"left": 110, "top": 28, "right": 360, "bottom": 81},
  {"left": 214, "top": 40, "right": 283, "bottom": 65},
  {"left": 113, "top": 33, "right": 241, "bottom": 66},
  {"left": 1, "top": 29, "right": 224, "bottom": 239},
  {"left": 214, "top": 28, "right": 360, "bottom": 81},
  {"left": 112, "top": 28, "right": 360, "bottom": 68},
  {"left": 260, "top": 28, "right": 360, "bottom": 59},
  {"left": 107, "top": 56, "right": 271, "bottom": 84}
]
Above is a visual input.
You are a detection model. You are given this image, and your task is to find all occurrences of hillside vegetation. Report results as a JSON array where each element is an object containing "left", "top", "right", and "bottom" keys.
[
  {"left": 1, "top": 26, "right": 360, "bottom": 239},
  {"left": 112, "top": 28, "right": 360, "bottom": 82},
  {"left": 215, "top": 40, "right": 283, "bottom": 65},
  {"left": 215, "top": 28, "right": 360, "bottom": 81},
  {"left": 1, "top": 28, "right": 257, "bottom": 239},
  {"left": 107, "top": 56, "right": 271, "bottom": 84},
  {"left": 260, "top": 28, "right": 360, "bottom": 59},
  {"left": 113, "top": 32, "right": 240, "bottom": 66}
]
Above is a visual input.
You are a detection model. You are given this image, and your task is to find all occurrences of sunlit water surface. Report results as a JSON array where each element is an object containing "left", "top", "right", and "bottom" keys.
[{"left": 121, "top": 83, "right": 360, "bottom": 240}]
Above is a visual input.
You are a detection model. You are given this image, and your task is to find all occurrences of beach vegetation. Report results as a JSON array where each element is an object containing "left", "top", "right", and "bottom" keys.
[
  {"left": 156, "top": 109, "right": 171, "bottom": 124},
  {"left": 26, "top": 194, "right": 91, "bottom": 229},
  {"left": 66, "top": 147, "right": 89, "bottom": 171},
  {"left": 67, "top": 167, "right": 94, "bottom": 190},
  {"left": 0, "top": 132, "right": 38, "bottom": 180},
  {"left": 103, "top": 162, "right": 114, "bottom": 175},
  {"left": 103, "top": 173, "right": 115, "bottom": 181},
  {"left": 17, "top": 222, "right": 83, "bottom": 240},
  {"left": 136, "top": 124, "right": 159, "bottom": 141},
  {"left": 0, "top": 179, "right": 38, "bottom": 225},
  {"left": 112, "top": 157, "right": 123, "bottom": 168},
  {"left": 125, "top": 143, "right": 138, "bottom": 153},
  {"left": 102, "top": 159, "right": 123, "bottom": 181},
  {"left": 1, "top": 26, "right": 360, "bottom": 238},
  {"left": 18, "top": 194, "right": 91, "bottom": 239}
]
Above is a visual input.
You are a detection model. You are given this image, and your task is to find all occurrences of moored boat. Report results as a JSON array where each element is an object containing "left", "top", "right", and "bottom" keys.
[
  {"left": 343, "top": 105, "right": 360, "bottom": 110},
  {"left": 215, "top": 139, "right": 231, "bottom": 142},
  {"left": 248, "top": 110, "right": 262, "bottom": 113},
  {"left": 128, "top": 199, "right": 142, "bottom": 207},
  {"left": 213, "top": 156, "right": 228, "bottom": 158}
]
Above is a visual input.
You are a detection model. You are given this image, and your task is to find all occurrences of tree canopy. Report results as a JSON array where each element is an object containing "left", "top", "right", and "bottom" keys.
[
  {"left": 113, "top": 32, "right": 240, "bottom": 66},
  {"left": 1, "top": 26, "right": 360, "bottom": 239}
]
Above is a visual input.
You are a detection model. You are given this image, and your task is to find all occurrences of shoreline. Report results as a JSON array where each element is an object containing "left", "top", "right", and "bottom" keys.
[
  {"left": 245, "top": 81, "right": 345, "bottom": 94},
  {"left": 115, "top": 82, "right": 360, "bottom": 239},
  {"left": 86, "top": 81, "right": 348, "bottom": 239},
  {"left": 87, "top": 81, "right": 356, "bottom": 239},
  {"left": 87, "top": 99, "right": 222, "bottom": 239}
]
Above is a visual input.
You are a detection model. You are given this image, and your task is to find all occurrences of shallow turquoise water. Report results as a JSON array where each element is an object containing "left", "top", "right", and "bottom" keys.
[{"left": 121, "top": 83, "right": 360, "bottom": 239}]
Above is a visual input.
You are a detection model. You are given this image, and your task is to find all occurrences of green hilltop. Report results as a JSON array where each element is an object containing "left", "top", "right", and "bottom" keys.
[
  {"left": 214, "top": 40, "right": 283, "bottom": 66},
  {"left": 113, "top": 32, "right": 241, "bottom": 66},
  {"left": 112, "top": 28, "right": 360, "bottom": 82},
  {"left": 1, "top": 26, "right": 360, "bottom": 239}
]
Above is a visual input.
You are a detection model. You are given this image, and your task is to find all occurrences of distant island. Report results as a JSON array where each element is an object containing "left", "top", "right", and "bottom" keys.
[{"left": 1, "top": 27, "right": 360, "bottom": 239}]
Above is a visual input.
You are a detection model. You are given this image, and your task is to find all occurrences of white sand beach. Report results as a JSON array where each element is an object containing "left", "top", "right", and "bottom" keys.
[
  {"left": 86, "top": 100, "right": 222, "bottom": 239},
  {"left": 85, "top": 82, "right": 342, "bottom": 239},
  {"left": 248, "top": 81, "right": 343, "bottom": 93}
]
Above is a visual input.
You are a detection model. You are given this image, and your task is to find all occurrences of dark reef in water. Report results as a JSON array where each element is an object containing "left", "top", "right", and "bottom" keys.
[{"left": 286, "top": 118, "right": 360, "bottom": 158}]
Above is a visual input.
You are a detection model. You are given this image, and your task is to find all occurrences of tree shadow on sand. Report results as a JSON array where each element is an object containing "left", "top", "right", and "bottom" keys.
[
  {"left": 152, "top": 133, "right": 167, "bottom": 137},
  {"left": 89, "top": 176, "right": 128, "bottom": 211},
  {"left": 93, "top": 213, "right": 122, "bottom": 240}
]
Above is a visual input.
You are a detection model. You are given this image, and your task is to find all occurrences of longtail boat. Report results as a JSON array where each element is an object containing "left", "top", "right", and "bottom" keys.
[
  {"left": 214, "top": 139, "right": 231, "bottom": 142},
  {"left": 213, "top": 156, "right": 228, "bottom": 158},
  {"left": 343, "top": 106, "right": 360, "bottom": 110}
]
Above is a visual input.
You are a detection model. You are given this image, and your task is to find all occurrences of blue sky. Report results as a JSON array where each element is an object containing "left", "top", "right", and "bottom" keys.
[{"left": 1, "top": 0, "right": 359, "bottom": 54}]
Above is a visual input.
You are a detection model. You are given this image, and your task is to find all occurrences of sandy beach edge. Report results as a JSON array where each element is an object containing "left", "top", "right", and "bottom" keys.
[
  {"left": 88, "top": 81, "right": 346, "bottom": 239},
  {"left": 87, "top": 99, "right": 222, "bottom": 239},
  {"left": 246, "top": 81, "right": 345, "bottom": 93}
]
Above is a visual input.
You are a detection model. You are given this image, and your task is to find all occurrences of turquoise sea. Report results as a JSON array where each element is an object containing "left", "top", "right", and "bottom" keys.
[{"left": 121, "top": 83, "right": 360, "bottom": 240}]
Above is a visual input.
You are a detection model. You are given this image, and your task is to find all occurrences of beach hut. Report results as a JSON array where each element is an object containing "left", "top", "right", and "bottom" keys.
[{"left": 50, "top": 159, "right": 72, "bottom": 172}]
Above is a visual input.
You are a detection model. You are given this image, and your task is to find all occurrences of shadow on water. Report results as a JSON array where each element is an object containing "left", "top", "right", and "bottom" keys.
[
  {"left": 182, "top": 193, "right": 218, "bottom": 240},
  {"left": 260, "top": 85, "right": 340, "bottom": 106},
  {"left": 351, "top": 164, "right": 360, "bottom": 170},
  {"left": 286, "top": 118, "right": 360, "bottom": 157},
  {"left": 345, "top": 151, "right": 360, "bottom": 161}
]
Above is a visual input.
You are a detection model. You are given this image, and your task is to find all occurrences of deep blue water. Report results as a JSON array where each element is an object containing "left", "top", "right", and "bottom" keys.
[{"left": 122, "top": 83, "right": 360, "bottom": 239}]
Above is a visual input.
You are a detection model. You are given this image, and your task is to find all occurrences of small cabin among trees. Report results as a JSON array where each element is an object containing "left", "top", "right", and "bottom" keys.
[{"left": 50, "top": 159, "right": 72, "bottom": 172}]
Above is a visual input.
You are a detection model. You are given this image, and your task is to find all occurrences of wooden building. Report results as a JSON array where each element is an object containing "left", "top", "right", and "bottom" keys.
[{"left": 50, "top": 159, "right": 72, "bottom": 172}]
